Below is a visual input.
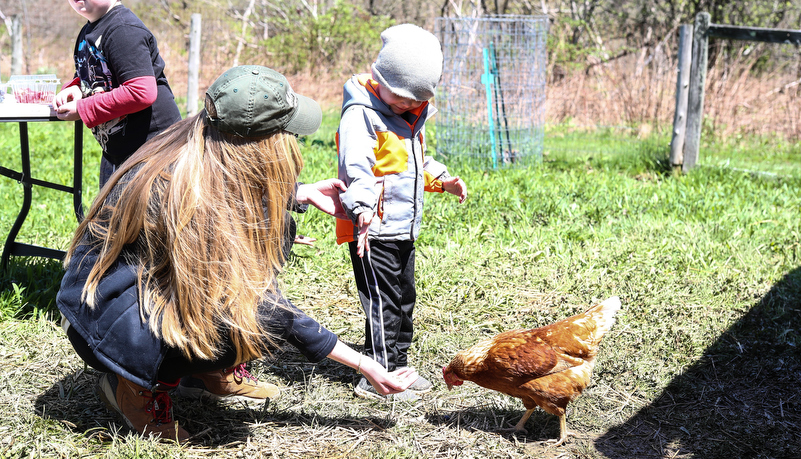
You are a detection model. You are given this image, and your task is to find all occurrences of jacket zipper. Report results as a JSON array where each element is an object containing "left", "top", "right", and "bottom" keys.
[
  {"left": 403, "top": 107, "right": 425, "bottom": 241},
  {"left": 410, "top": 137, "right": 419, "bottom": 240}
]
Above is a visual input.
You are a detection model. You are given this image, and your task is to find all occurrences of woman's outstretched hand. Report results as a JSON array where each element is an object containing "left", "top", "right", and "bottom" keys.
[
  {"left": 326, "top": 340, "right": 419, "bottom": 395},
  {"left": 363, "top": 364, "right": 419, "bottom": 395},
  {"left": 296, "top": 179, "right": 348, "bottom": 219}
]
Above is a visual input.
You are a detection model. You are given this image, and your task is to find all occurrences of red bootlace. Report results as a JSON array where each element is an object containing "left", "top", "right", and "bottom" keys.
[
  {"left": 230, "top": 363, "right": 257, "bottom": 382},
  {"left": 145, "top": 391, "right": 175, "bottom": 425}
]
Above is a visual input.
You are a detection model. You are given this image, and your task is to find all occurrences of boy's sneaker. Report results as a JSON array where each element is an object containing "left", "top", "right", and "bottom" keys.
[
  {"left": 398, "top": 368, "right": 433, "bottom": 394},
  {"left": 353, "top": 377, "right": 420, "bottom": 402},
  {"left": 97, "top": 372, "right": 190, "bottom": 443},
  {"left": 176, "top": 363, "right": 280, "bottom": 403}
]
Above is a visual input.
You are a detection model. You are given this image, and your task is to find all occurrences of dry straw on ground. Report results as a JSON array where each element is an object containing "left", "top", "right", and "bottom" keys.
[
  {"left": 546, "top": 52, "right": 800, "bottom": 141},
  {"left": 2, "top": 268, "right": 800, "bottom": 458},
  {"left": 2, "top": 314, "right": 601, "bottom": 458}
]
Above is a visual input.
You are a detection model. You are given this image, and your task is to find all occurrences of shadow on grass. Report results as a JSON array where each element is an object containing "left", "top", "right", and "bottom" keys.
[
  {"left": 425, "top": 404, "right": 561, "bottom": 443},
  {"left": 0, "top": 257, "right": 64, "bottom": 319},
  {"left": 263, "top": 342, "right": 364, "bottom": 390},
  {"left": 595, "top": 267, "right": 801, "bottom": 458},
  {"left": 33, "top": 364, "right": 399, "bottom": 447}
]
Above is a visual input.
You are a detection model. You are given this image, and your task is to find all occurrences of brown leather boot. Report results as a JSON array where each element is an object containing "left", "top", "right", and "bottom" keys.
[
  {"left": 177, "top": 363, "right": 280, "bottom": 403},
  {"left": 97, "top": 373, "right": 190, "bottom": 443}
]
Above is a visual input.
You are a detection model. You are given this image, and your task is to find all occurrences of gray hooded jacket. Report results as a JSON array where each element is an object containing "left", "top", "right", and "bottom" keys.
[{"left": 335, "top": 74, "right": 449, "bottom": 244}]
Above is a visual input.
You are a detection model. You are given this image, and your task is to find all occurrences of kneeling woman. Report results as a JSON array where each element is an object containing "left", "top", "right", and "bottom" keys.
[{"left": 57, "top": 65, "right": 417, "bottom": 443}]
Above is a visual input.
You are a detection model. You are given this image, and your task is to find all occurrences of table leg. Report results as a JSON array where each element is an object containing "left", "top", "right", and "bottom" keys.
[
  {"left": 1, "top": 122, "right": 33, "bottom": 272},
  {"left": 72, "top": 120, "right": 84, "bottom": 221},
  {"left": 1, "top": 120, "right": 85, "bottom": 273}
]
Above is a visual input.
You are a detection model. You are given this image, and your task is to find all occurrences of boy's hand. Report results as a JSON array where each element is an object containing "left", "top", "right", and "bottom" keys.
[
  {"left": 442, "top": 176, "right": 467, "bottom": 203},
  {"left": 55, "top": 101, "right": 81, "bottom": 122},
  {"left": 356, "top": 211, "right": 373, "bottom": 258},
  {"left": 54, "top": 87, "right": 83, "bottom": 121},
  {"left": 54, "top": 86, "right": 82, "bottom": 108}
]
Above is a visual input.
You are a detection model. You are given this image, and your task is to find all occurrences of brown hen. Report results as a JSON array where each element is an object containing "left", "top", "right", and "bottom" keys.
[{"left": 442, "top": 296, "right": 621, "bottom": 446}]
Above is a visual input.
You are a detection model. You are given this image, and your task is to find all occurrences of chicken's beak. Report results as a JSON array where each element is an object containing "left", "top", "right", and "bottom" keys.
[{"left": 443, "top": 366, "right": 454, "bottom": 390}]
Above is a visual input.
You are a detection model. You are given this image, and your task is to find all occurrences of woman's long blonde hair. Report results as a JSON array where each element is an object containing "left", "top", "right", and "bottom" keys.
[{"left": 65, "top": 111, "right": 303, "bottom": 363}]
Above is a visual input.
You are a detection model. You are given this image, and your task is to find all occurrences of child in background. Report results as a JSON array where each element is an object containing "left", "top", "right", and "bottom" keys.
[
  {"left": 336, "top": 24, "right": 468, "bottom": 401},
  {"left": 54, "top": 0, "right": 181, "bottom": 187}
]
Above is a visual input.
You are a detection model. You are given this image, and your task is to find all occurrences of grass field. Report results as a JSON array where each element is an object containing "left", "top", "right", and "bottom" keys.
[{"left": 1, "top": 111, "right": 800, "bottom": 458}]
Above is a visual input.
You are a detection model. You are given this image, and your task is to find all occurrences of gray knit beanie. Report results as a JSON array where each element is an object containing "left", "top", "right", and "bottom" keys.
[{"left": 371, "top": 24, "right": 443, "bottom": 102}]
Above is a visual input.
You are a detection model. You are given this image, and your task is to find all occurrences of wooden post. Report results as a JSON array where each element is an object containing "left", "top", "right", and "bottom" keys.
[
  {"left": 10, "top": 15, "right": 22, "bottom": 76},
  {"left": 669, "top": 24, "right": 693, "bottom": 170},
  {"left": 671, "top": 14, "right": 799, "bottom": 173},
  {"left": 707, "top": 23, "right": 801, "bottom": 44},
  {"left": 187, "top": 13, "right": 202, "bottom": 116},
  {"left": 683, "top": 12, "right": 710, "bottom": 172}
]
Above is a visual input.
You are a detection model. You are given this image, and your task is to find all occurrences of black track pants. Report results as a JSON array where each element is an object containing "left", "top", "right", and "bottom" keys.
[{"left": 348, "top": 240, "right": 416, "bottom": 372}]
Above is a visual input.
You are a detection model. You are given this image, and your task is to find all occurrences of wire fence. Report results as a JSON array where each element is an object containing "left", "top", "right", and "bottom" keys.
[
  {"left": 434, "top": 15, "right": 549, "bottom": 170},
  {"left": 540, "top": 32, "right": 801, "bottom": 178}
]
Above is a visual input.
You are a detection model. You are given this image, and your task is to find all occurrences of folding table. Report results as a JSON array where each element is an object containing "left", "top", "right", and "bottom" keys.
[{"left": 0, "top": 103, "right": 83, "bottom": 272}]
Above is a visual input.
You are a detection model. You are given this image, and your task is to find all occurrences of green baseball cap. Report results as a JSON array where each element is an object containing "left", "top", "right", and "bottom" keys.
[{"left": 205, "top": 65, "right": 322, "bottom": 137}]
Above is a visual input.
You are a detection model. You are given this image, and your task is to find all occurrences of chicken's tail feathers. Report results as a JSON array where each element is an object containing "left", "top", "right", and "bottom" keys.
[
  {"left": 592, "top": 296, "right": 622, "bottom": 337},
  {"left": 599, "top": 296, "right": 621, "bottom": 313}
]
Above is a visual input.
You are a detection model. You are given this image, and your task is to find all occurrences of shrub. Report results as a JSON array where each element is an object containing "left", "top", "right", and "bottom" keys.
[{"left": 261, "top": 2, "right": 394, "bottom": 76}]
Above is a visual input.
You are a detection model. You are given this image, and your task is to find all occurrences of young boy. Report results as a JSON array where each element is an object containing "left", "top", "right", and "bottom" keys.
[
  {"left": 336, "top": 23, "right": 468, "bottom": 401},
  {"left": 54, "top": 0, "right": 181, "bottom": 187}
]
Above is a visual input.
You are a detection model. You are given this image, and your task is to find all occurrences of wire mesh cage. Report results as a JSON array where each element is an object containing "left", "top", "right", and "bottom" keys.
[{"left": 434, "top": 15, "right": 549, "bottom": 169}]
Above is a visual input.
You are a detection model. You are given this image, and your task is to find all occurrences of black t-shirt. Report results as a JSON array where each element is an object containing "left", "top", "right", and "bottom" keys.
[{"left": 73, "top": 5, "right": 181, "bottom": 166}]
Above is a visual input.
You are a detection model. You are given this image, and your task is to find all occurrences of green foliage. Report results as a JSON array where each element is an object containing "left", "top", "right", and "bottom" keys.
[
  {"left": 0, "top": 121, "right": 101, "bottom": 320},
  {"left": 0, "top": 257, "right": 66, "bottom": 320},
  {"left": 0, "top": 283, "right": 25, "bottom": 320},
  {"left": 261, "top": 2, "right": 394, "bottom": 75},
  {"left": 699, "top": 130, "right": 801, "bottom": 175},
  {"left": 542, "top": 0, "right": 801, "bottom": 75},
  {"left": 547, "top": 17, "right": 609, "bottom": 73}
]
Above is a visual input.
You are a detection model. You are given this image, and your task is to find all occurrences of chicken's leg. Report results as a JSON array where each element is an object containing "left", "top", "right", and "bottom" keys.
[
  {"left": 514, "top": 408, "right": 535, "bottom": 432},
  {"left": 502, "top": 408, "right": 535, "bottom": 434},
  {"left": 546, "top": 414, "right": 576, "bottom": 447}
]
